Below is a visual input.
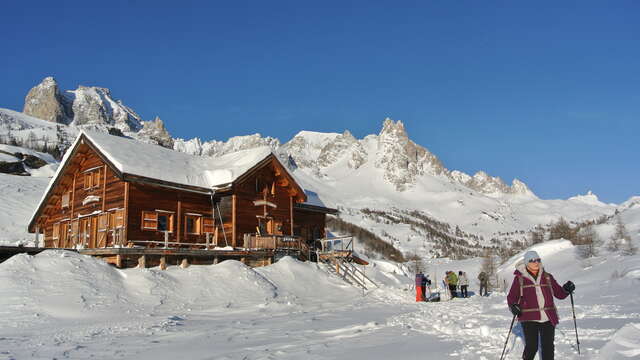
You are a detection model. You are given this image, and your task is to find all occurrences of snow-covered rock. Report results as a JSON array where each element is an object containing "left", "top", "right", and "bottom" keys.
[{"left": 23, "top": 77, "right": 70, "bottom": 124}]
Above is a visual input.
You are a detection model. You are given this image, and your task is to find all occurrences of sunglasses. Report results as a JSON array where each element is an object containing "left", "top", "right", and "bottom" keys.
[{"left": 528, "top": 258, "right": 541, "bottom": 263}]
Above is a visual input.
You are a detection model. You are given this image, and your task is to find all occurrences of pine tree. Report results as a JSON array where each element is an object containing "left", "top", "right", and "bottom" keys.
[
  {"left": 481, "top": 248, "right": 498, "bottom": 289},
  {"left": 608, "top": 216, "right": 628, "bottom": 252}
]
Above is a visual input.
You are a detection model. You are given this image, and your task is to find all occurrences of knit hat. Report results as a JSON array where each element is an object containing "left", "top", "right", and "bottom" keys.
[{"left": 523, "top": 250, "right": 541, "bottom": 263}]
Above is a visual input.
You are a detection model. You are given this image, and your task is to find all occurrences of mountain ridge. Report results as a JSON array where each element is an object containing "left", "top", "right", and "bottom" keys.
[{"left": 1, "top": 77, "right": 633, "bottom": 259}]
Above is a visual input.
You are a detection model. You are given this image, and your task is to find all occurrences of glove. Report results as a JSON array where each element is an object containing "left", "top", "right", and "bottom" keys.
[
  {"left": 563, "top": 281, "right": 575, "bottom": 294},
  {"left": 509, "top": 303, "right": 522, "bottom": 316}
]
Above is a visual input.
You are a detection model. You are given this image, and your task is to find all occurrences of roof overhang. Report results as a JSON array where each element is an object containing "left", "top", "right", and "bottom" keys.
[{"left": 294, "top": 203, "right": 339, "bottom": 214}]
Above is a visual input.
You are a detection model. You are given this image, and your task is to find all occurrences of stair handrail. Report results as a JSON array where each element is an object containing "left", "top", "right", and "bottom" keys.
[{"left": 338, "top": 257, "right": 379, "bottom": 288}]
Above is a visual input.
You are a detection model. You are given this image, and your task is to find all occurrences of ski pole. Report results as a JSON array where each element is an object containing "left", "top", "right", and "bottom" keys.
[
  {"left": 499, "top": 314, "right": 516, "bottom": 360},
  {"left": 570, "top": 292, "right": 581, "bottom": 355}
]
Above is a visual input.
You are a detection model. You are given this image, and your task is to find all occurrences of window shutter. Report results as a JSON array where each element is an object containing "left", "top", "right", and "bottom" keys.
[
  {"left": 142, "top": 211, "right": 158, "bottom": 230},
  {"left": 93, "top": 170, "right": 101, "bottom": 188},
  {"left": 52, "top": 223, "right": 60, "bottom": 240},
  {"left": 84, "top": 173, "right": 92, "bottom": 189},
  {"left": 61, "top": 192, "right": 70, "bottom": 208}
]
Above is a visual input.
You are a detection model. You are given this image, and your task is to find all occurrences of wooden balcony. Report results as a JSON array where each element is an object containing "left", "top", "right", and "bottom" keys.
[{"left": 243, "top": 234, "right": 305, "bottom": 251}]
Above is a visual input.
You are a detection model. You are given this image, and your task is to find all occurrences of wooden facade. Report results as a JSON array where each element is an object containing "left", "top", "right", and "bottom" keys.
[{"left": 28, "top": 133, "right": 337, "bottom": 267}]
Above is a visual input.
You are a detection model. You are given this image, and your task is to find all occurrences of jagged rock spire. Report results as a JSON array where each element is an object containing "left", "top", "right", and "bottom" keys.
[{"left": 23, "top": 76, "right": 70, "bottom": 124}]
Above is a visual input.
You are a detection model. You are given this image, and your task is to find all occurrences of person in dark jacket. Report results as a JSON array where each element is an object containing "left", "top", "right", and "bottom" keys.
[
  {"left": 507, "top": 250, "right": 575, "bottom": 360},
  {"left": 478, "top": 271, "right": 489, "bottom": 296}
]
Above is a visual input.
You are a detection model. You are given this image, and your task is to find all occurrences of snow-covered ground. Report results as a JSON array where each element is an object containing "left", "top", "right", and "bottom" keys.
[
  {"left": 1, "top": 240, "right": 638, "bottom": 359},
  {"left": 0, "top": 173, "right": 52, "bottom": 246}
]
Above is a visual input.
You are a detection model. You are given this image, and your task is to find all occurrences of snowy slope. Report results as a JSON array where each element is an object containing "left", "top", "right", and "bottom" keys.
[
  {"left": 0, "top": 243, "right": 638, "bottom": 359},
  {"left": 0, "top": 173, "right": 52, "bottom": 245}
]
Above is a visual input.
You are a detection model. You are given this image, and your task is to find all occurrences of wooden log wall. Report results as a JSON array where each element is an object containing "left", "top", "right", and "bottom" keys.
[
  {"left": 40, "top": 144, "right": 125, "bottom": 248},
  {"left": 234, "top": 164, "right": 298, "bottom": 247},
  {"left": 293, "top": 210, "right": 327, "bottom": 245},
  {"left": 126, "top": 183, "right": 233, "bottom": 247}
]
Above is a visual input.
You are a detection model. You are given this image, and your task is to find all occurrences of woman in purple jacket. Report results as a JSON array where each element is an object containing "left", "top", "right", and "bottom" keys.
[{"left": 506, "top": 250, "right": 575, "bottom": 360}]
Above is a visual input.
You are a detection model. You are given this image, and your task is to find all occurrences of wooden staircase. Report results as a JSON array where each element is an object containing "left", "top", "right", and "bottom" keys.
[{"left": 319, "top": 253, "right": 378, "bottom": 291}]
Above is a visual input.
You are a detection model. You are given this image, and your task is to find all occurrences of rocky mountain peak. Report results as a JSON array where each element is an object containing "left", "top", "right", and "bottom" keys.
[
  {"left": 23, "top": 76, "right": 70, "bottom": 124},
  {"left": 138, "top": 116, "right": 174, "bottom": 148},
  {"left": 375, "top": 118, "right": 446, "bottom": 191},
  {"left": 511, "top": 179, "right": 534, "bottom": 196},
  {"left": 379, "top": 118, "right": 408, "bottom": 141},
  {"left": 67, "top": 85, "right": 143, "bottom": 132},
  {"left": 316, "top": 129, "right": 365, "bottom": 169}
]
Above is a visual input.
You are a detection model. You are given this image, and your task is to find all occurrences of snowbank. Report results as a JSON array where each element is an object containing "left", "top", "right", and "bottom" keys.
[{"left": 598, "top": 323, "right": 640, "bottom": 359}]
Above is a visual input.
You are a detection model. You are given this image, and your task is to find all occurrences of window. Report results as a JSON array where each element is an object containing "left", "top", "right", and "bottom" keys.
[
  {"left": 61, "top": 192, "right": 71, "bottom": 209},
  {"left": 141, "top": 211, "right": 173, "bottom": 232},
  {"left": 84, "top": 169, "right": 101, "bottom": 189},
  {"left": 185, "top": 215, "right": 201, "bottom": 235},
  {"left": 52, "top": 223, "right": 60, "bottom": 240},
  {"left": 203, "top": 218, "right": 215, "bottom": 234},
  {"left": 158, "top": 214, "right": 170, "bottom": 231}
]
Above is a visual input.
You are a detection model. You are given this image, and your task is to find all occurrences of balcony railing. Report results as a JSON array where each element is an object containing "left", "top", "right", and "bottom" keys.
[
  {"left": 243, "top": 234, "right": 305, "bottom": 251},
  {"left": 317, "top": 236, "right": 354, "bottom": 255}
]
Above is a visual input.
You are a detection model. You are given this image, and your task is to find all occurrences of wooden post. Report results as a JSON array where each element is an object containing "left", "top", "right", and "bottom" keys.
[
  {"left": 289, "top": 196, "right": 294, "bottom": 235},
  {"left": 159, "top": 256, "right": 167, "bottom": 270},
  {"left": 123, "top": 182, "right": 129, "bottom": 243},
  {"left": 138, "top": 255, "right": 146, "bottom": 269},
  {"left": 232, "top": 195, "right": 237, "bottom": 247},
  {"left": 164, "top": 231, "right": 169, "bottom": 248},
  {"left": 177, "top": 200, "right": 182, "bottom": 244},
  {"left": 70, "top": 174, "right": 77, "bottom": 218},
  {"left": 101, "top": 165, "right": 107, "bottom": 211},
  {"left": 180, "top": 258, "right": 189, "bottom": 268},
  {"left": 213, "top": 256, "right": 219, "bottom": 264},
  {"left": 116, "top": 254, "right": 123, "bottom": 268},
  {"left": 336, "top": 262, "right": 340, "bottom": 275},
  {"left": 205, "top": 232, "right": 210, "bottom": 250}
]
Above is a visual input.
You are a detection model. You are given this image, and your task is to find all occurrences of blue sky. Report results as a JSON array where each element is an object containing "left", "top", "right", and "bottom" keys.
[{"left": 1, "top": 1, "right": 638, "bottom": 203}]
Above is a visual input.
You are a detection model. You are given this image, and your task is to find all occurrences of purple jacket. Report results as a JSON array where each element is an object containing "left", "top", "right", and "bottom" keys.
[{"left": 507, "top": 264, "right": 569, "bottom": 326}]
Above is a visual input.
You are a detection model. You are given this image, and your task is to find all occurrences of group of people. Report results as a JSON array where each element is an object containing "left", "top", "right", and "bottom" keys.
[
  {"left": 442, "top": 270, "right": 490, "bottom": 298},
  {"left": 443, "top": 270, "right": 471, "bottom": 298}
]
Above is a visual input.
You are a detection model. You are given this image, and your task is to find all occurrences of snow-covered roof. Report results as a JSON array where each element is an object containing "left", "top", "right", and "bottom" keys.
[
  {"left": 29, "top": 131, "right": 298, "bottom": 230},
  {"left": 83, "top": 131, "right": 274, "bottom": 189}
]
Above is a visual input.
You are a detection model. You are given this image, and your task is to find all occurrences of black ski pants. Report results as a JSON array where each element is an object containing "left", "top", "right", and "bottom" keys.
[
  {"left": 479, "top": 282, "right": 488, "bottom": 296},
  {"left": 460, "top": 285, "right": 468, "bottom": 298},
  {"left": 522, "top": 321, "right": 555, "bottom": 360},
  {"left": 448, "top": 284, "right": 457, "bottom": 298}
]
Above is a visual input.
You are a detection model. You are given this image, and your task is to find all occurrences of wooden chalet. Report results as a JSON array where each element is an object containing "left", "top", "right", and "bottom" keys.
[{"left": 28, "top": 131, "right": 337, "bottom": 268}]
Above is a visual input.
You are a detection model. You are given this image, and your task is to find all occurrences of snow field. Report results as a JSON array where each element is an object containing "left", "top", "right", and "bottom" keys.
[
  {"left": 0, "top": 173, "right": 52, "bottom": 246},
  {"left": 1, "top": 242, "right": 639, "bottom": 359}
]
